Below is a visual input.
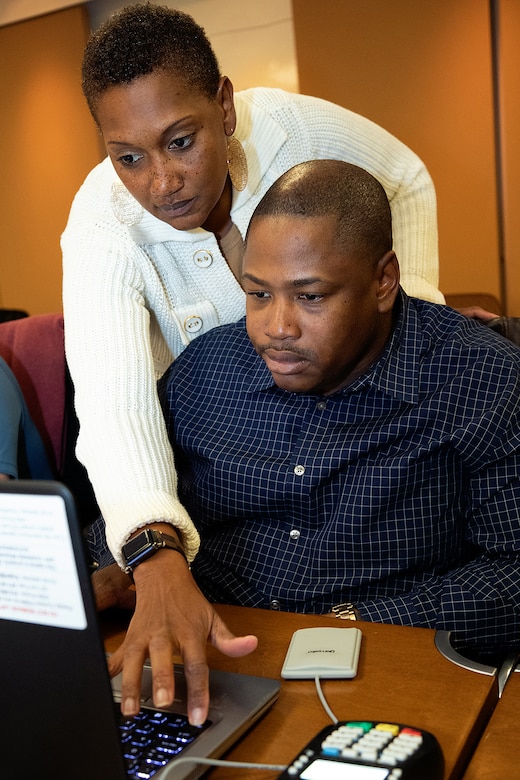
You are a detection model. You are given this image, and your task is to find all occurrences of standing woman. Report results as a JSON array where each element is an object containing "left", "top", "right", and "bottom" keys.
[{"left": 61, "top": 3, "right": 441, "bottom": 724}]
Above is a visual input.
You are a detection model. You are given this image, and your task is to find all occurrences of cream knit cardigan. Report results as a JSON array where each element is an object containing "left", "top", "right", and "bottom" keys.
[{"left": 62, "top": 88, "right": 442, "bottom": 566}]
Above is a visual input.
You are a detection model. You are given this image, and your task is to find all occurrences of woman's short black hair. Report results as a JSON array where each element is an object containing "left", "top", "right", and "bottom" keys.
[{"left": 82, "top": 3, "right": 221, "bottom": 120}]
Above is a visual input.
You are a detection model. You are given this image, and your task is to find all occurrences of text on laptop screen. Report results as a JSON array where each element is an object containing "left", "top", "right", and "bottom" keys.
[{"left": 0, "top": 491, "right": 86, "bottom": 629}]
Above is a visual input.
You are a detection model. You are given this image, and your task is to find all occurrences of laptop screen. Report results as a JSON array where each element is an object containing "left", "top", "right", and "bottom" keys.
[
  {"left": 0, "top": 480, "right": 128, "bottom": 779},
  {"left": 0, "top": 481, "right": 280, "bottom": 780},
  {"left": 0, "top": 487, "right": 87, "bottom": 629}
]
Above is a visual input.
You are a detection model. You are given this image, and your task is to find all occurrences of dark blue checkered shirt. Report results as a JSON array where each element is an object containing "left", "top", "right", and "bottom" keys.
[{"left": 157, "top": 292, "right": 520, "bottom": 649}]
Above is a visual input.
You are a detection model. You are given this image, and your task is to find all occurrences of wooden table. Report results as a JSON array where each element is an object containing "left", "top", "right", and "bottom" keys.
[
  {"left": 461, "top": 668, "right": 520, "bottom": 779},
  {"left": 102, "top": 605, "right": 498, "bottom": 780}
]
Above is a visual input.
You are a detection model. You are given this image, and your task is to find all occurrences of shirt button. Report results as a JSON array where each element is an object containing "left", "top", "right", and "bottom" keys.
[
  {"left": 193, "top": 249, "right": 213, "bottom": 268},
  {"left": 294, "top": 465, "right": 305, "bottom": 476},
  {"left": 289, "top": 529, "right": 300, "bottom": 541},
  {"left": 316, "top": 400, "right": 327, "bottom": 411},
  {"left": 270, "top": 599, "right": 281, "bottom": 610},
  {"left": 184, "top": 315, "right": 203, "bottom": 333}
]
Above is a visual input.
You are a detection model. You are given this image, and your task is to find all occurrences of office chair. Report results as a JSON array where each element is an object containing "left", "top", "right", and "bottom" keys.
[{"left": 0, "top": 313, "right": 99, "bottom": 527}]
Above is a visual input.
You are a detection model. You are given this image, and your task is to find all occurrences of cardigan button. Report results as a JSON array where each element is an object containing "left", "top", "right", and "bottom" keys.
[
  {"left": 193, "top": 249, "right": 213, "bottom": 268},
  {"left": 184, "top": 315, "right": 203, "bottom": 333}
]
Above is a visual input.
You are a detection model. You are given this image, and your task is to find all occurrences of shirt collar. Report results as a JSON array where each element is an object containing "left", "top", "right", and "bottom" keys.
[
  {"left": 362, "top": 289, "right": 423, "bottom": 404},
  {"left": 355, "top": 290, "right": 420, "bottom": 404}
]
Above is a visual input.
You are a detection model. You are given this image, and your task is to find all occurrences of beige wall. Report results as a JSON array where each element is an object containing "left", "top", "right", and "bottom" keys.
[
  {"left": 0, "top": 0, "right": 83, "bottom": 27},
  {"left": 293, "top": 0, "right": 520, "bottom": 315},
  {"left": 0, "top": 6, "right": 101, "bottom": 314}
]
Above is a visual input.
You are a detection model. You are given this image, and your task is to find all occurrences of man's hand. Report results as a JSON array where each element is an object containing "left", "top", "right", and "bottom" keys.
[
  {"left": 92, "top": 563, "right": 136, "bottom": 611},
  {"left": 106, "top": 548, "right": 257, "bottom": 726},
  {"left": 456, "top": 305, "right": 500, "bottom": 322}
]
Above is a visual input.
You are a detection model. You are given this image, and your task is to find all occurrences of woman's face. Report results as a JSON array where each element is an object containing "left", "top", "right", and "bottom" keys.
[{"left": 94, "top": 71, "right": 235, "bottom": 233}]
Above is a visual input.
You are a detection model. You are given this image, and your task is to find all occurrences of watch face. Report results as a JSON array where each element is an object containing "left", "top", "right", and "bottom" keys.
[{"left": 123, "top": 530, "right": 155, "bottom": 564}]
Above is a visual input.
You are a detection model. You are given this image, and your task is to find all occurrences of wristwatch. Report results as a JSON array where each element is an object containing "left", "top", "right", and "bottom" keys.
[
  {"left": 122, "top": 529, "right": 187, "bottom": 575},
  {"left": 332, "top": 602, "right": 360, "bottom": 621}
]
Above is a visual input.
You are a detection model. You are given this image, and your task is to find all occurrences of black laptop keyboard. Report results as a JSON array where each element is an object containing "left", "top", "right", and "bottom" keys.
[{"left": 115, "top": 704, "right": 211, "bottom": 779}]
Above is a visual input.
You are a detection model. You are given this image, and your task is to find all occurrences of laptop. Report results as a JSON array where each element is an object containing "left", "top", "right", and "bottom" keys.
[{"left": 0, "top": 480, "right": 280, "bottom": 780}]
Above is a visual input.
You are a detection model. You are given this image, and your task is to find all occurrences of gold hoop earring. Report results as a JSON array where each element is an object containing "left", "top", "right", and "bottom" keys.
[{"left": 227, "top": 136, "right": 248, "bottom": 192}]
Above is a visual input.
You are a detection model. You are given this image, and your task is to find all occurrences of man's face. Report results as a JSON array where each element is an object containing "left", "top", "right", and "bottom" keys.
[{"left": 243, "top": 215, "right": 397, "bottom": 396}]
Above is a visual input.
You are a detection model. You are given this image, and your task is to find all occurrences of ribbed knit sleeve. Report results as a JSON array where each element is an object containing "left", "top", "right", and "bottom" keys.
[{"left": 62, "top": 164, "right": 210, "bottom": 566}]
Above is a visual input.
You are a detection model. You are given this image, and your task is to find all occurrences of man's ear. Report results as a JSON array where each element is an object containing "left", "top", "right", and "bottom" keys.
[
  {"left": 217, "top": 76, "right": 237, "bottom": 134},
  {"left": 376, "top": 250, "right": 400, "bottom": 312}
]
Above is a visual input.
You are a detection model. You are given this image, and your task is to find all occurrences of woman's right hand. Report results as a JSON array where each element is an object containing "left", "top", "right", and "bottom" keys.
[{"left": 105, "top": 548, "right": 258, "bottom": 726}]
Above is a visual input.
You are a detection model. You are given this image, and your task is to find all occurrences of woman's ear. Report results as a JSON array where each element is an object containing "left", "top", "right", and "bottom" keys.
[
  {"left": 376, "top": 250, "right": 400, "bottom": 312},
  {"left": 217, "top": 76, "right": 236, "bottom": 134}
]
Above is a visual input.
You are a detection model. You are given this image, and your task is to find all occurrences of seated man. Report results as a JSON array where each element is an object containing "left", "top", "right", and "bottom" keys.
[
  {"left": 93, "top": 160, "right": 520, "bottom": 723},
  {"left": 0, "top": 357, "right": 53, "bottom": 480}
]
